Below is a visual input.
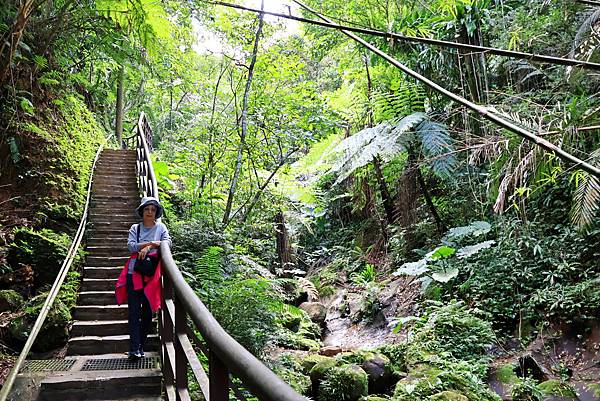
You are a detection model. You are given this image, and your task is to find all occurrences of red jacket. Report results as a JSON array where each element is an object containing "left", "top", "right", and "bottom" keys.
[{"left": 115, "top": 254, "right": 162, "bottom": 312}]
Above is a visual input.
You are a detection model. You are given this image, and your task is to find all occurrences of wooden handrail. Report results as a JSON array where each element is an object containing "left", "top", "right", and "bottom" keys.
[
  {"left": 0, "top": 136, "right": 110, "bottom": 401},
  {"left": 133, "top": 114, "right": 306, "bottom": 400}
]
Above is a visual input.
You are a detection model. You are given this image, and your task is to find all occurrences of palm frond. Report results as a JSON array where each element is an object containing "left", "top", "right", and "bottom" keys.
[
  {"left": 571, "top": 148, "right": 600, "bottom": 229},
  {"left": 571, "top": 8, "right": 600, "bottom": 59},
  {"left": 493, "top": 145, "right": 537, "bottom": 214}
]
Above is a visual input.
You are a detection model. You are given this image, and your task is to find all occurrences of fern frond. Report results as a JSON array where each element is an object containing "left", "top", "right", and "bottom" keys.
[
  {"left": 571, "top": 149, "right": 600, "bottom": 229},
  {"left": 195, "top": 246, "right": 224, "bottom": 286},
  {"left": 416, "top": 120, "right": 456, "bottom": 179}
]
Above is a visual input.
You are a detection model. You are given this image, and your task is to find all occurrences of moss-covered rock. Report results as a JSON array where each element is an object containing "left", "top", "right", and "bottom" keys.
[
  {"left": 309, "top": 357, "right": 339, "bottom": 384},
  {"left": 8, "top": 299, "right": 70, "bottom": 351},
  {"left": 359, "top": 396, "right": 389, "bottom": 401},
  {"left": 318, "top": 364, "right": 368, "bottom": 401},
  {"left": 361, "top": 353, "right": 395, "bottom": 394},
  {"left": 277, "top": 306, "right": 322, "bottom": 351},
  {"left": 7, "top": 228, "right": 74, "bottom": 287},
  {"left": 428, "top": 390, "right": 468, "bottom": 401},
  {"left": 394, "top": 362, "right": 501, "bottom": 401},
  {"left": 301, "top": 354, "right": 333, "bottom": 375},
  {"left": 0, "top": 289, "right": 24, "bottom": 312},
  {"left": 537, "top": 380, "right": 577, "bottom": 397}
]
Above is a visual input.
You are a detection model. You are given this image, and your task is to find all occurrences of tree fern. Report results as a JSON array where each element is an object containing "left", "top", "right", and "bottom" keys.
[
  {"left": 417, "top": 119, "right": 456, "bottom": 179},
  {"left": 195, "top": 246, "right": 224, "bottom": 287},
  {"left": 571, "top": 149, "right": 600, "bottom": 229},
  {"left": 328, "top": 112, "right": 455, "bottom": 183}
]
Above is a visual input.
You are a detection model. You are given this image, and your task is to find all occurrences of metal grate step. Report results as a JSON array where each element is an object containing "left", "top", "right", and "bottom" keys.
[
  {"left": 81, "top": 356, "right": 159, "bottom": 371},
  {"left": 20, "top": 359, "right": 76, "bottom": 373}
]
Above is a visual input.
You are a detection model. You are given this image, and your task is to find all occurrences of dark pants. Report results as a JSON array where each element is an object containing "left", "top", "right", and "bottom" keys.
[{"left": 126, "top": 274, "right": 152, "bottom": 353}]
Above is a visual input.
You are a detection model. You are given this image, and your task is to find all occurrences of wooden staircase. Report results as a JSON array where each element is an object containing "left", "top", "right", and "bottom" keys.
[{"left": 11, "top": 149, "right": 163, "bottom": 401}]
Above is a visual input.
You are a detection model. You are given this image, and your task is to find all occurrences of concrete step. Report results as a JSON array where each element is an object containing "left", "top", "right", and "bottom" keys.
[
  {"left": 92, "top": 175, "right": 137, "bottom": 183},
  {"left": 84, "top": 267, "right": 123, "bottom": 280},
  {"left": 85, "top": 256, "right": 129, "bottom": 266},
  {"left": 91, "top": 185, "right": 137, "bottom": 192},
  {"left": 71, "top": 320, "right": 128, "bottom": 337},
  {"left": 66, "top": 334, "right": 159, "bottom": 355},
  {"left": 74, "top": 304, "right": 127, "bottom": 320},
  {"left": 78, "top": 291, "right": 118, "bottom": 305},
  {"left": 37, "top": 361, "right": 161, "bottom": 399}
]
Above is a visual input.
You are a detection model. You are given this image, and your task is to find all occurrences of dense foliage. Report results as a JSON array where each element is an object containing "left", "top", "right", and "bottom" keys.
[{"left": 1, "top": 0, "right": 599, "bottom": 398}]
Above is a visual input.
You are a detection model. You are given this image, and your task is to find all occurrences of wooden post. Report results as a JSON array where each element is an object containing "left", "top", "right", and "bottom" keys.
[
  {"left": 209, "top": 350, "right": 229, "bottom": 401},
  {"left": 161, "top": 274, "right": 175, "bottom": 393},
  {"left": 174, "top": 294, "right": 188, "bottom": 399}
]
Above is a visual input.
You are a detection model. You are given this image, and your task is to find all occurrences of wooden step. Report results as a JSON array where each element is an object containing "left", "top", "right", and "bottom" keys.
[
  {"left": 71, "top": 320, "right": 129, "bottom": 336},
  {"left": 73, "top": 304, "right": 127, "bottom": 320},
  {"left": 66, "top": 334, "right": 159, "bottom": 355}
]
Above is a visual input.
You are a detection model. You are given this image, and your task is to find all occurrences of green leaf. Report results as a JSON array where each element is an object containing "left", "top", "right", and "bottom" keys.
[
  {"left": 19, "top": 98, "right": 34, "bottom": 115},
  {"left": 431, "top": 268, "right": 459, "bottom": 283},
  {"left": 429, "top": 245, "right": 456, "bottom": 259}
]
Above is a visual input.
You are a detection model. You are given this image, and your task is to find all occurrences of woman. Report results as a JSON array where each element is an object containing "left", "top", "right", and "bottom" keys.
[{"left": 115, "top": 196, "right": 171, "bottom": 359}]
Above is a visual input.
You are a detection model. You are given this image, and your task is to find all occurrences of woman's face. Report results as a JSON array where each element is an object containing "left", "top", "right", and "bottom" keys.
[{"left": 143, "top": 205, "right": 157, "bottom": 220}]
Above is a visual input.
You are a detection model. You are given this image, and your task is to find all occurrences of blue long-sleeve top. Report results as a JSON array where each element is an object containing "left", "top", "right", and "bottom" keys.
[{"left": 127, "top": 222, "right": 171, "bottom": 274}]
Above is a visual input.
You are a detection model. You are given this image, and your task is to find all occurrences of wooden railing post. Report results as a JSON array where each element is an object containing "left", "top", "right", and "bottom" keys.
[
  {"left": 161, "top": 273, "right": 175, "bottom": 393},
  {"left": 174, "top": 294, "right": 188, "bottom": 400},
  {"left": 209, "top": 350, "right": 229, "bottom": 401}
]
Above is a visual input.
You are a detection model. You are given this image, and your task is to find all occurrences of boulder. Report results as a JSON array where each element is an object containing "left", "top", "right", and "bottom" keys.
[
  {"left": 361, "top": 353, "right": 395, "bottom": 394},
  {"left": 318, "top": 364, "right": 368, "bottom": 401},
  {"left": 309, "top": 357, "right": 339, "bottom": 384},
  {"left": 299, "top": 302, "right": 327, "bottom": 325},
  {"left": 0, "top": 289, "right": 24, "bottom": 312},
  {"left": 301, "top": 355, "right": 333, "bottom": 375},
  {"left": 429, "top": 391, "right": 468, "bottom": 401}
]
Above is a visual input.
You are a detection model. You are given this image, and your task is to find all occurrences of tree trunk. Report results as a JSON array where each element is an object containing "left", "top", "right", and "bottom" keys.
[
  {"left": 115, "top": 66, "right": 125, "bottom": 148},
  {"left": 0, "top": 0, "right": 36, "bottom": 88},
  {"left": 416, "top": 167, "right": 446, "bottom": 234},
  {"left": 238, "top": 147, "right": 298, "bottom": 223},
  {"left": 372, "top": 156, "right": 395, "bottom": 224},
  {"left": 222, "top": 6, "right": 264, "bottom": 226},
  {"left": 275, "top": 210, "right": 296, "bottom": 273}
]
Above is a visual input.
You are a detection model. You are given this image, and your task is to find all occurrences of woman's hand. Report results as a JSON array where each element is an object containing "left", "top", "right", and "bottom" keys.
[{"left": 138, "top": 245, "right": 152, "bottom": 259}]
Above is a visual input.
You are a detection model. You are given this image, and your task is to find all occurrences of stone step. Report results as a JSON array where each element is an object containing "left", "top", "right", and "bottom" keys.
[
  {"left": 89, "top": 207, "right": 138, "bottom": 215},
  {"left": 92, "top": 186, "right": 139, "bottom": 198},
  {"left": 78, "top": 291, "right": 118, "bottom": 305},
  {"left": 89, "top": 222, "right": 135, "bottom": 231},
  {"left": 81, "top": 278, "right": 119, "bottom": 292},
  {"left": 84, "top": 267, "right": 123, "bottom": 280},
  {"left": 74, "top": 304, "right": 127, "bottom": 320},
  {"left": 85, "top": 256, "right": 129, "bottom": 266},
  {"left": 92, "top": 175, "right": 137, "bottom": 183},
  {"left": 37, "top": 361, "right": 161, "bottom": 399},
  {"left": 89, "top": 213, "right": 138, "bottom": 222},
  {"left": 86, "top": 245, "right": 130, "bottom": 255},
  {"left": 86, "top": 237, "right": 129, "bottom": 245},
  {"left": 71, "top": 320, "right": 128, "bottom": 336},
  {"left": 66, "top": 334, "right": 159, "bottom": 355},
  {"left": 91, "top": 184, "right": 137, "bottom": 192},
  {"left": 87, "top": 229, "right": 132, "bottom": 238}
]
